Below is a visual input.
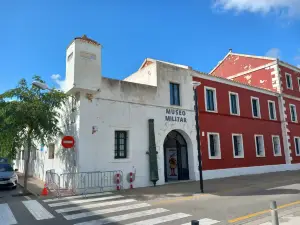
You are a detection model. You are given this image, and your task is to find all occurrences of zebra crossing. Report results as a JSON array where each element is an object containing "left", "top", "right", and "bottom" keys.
[
  {"left": 43, "top": 191, "right": 221, "bottom": 225},
  {"left": 0, "top": 192, "right": 221, "bottom": 224}
]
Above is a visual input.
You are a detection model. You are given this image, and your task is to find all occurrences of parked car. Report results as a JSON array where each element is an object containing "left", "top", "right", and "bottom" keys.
[{"left": 0, "top": 161, "right": 18, "bottom": 189}]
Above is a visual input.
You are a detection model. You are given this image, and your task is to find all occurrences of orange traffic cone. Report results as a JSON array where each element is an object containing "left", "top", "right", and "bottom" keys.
[{"left": 41, "top": 183, "right": 48, "bottom": 196}]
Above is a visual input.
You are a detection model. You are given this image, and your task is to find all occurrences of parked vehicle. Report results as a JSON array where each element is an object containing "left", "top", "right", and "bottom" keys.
[{"left": 0, "top": 159, "right": 18, "bottom": 189}]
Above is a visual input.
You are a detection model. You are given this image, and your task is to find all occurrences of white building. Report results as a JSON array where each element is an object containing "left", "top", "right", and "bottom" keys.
[{"left": 15, "top": 35, "right": 200, "bottom": 190}]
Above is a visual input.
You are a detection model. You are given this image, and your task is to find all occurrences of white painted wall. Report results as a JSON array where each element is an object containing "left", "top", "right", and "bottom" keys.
[
  {"left": 77, "top": 62, "right": 199, "bottom": 189},
  {"left": 123, "top": 63, "right": 157, "bottom": 87}
]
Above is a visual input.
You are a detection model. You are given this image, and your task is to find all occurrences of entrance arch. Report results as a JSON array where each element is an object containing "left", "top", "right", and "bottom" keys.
[{"left": 163, "top": 130, "right": 189, "bottom": 182}]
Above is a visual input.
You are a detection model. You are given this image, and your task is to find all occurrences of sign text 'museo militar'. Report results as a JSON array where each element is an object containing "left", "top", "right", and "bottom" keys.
[{"left": 165, "top": 108, "right": 187, "bottom": 122}]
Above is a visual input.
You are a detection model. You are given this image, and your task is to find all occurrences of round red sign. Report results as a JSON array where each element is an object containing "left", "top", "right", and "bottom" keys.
[{"left": 61, "top": 136, "right": 75, "bottom": 148}]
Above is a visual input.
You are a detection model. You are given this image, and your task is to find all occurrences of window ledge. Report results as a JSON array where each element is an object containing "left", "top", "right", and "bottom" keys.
[
  {"left": 206, "top": 110, "right": 218, "bottom": 113},
  {"left": 233, "top": 155, "right": 244, "bottom": 159},
  {"left": 256, "top": 155, "right": 266, "bottom": 158},
  {"left": 274, "top": 154, "right": 282, "bottom": 157},
  {"left": 230, "top": 113, "right": 240, "bottom": 116},
  {"left": 209, "top": 156, "right": 222, "bottom": 160}
]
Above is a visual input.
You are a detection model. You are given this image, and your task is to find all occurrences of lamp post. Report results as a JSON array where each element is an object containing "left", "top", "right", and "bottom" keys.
[
  {"left": 191, "top": 81, "right": 204, "bottom": 193},
  {"left": 32, "top": 81, "right": 52, "bottom": 91}
]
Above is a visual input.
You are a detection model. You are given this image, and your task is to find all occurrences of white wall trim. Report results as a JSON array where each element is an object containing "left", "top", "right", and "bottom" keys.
[
  {"left": 279, "top": 61, "right": 300, "bottom": 73},
  {"left": 232, "top": 133, "right": 244, "bottom": 158},
  {"left": 289, "top": 104, "right": 298, "bottom": 123},
  {"left": 227, "top": 61, "right": 277, "bottom": 79},
  {"left": 204, "top": 86, "right": 218, "bottom": 113},
  {"left": 254, "top": 134, "right": 265, "bottom": 157},
  {"left": 251, "top": 96, "right": 261, "bottom": 118},
  {"left": 202, "top": 163, "right": 300, "bottom": 180},
  {"left": 229, "top": 91, "right": 240, "bottom": 116},
  {"left": 294, "top": 137, "right": 300, "bottom": 156},
  {"left": 285, "top": 73, "right": 293, "bottom": 90},
  {"left": 207, "top": 132, "right": 221, "bottom": 159},
  {"left": 271, "top": 135, "right": 282, "bottom": 157},
  {"left": 267, "top": 100, "right": 277, "bottom": 120}
]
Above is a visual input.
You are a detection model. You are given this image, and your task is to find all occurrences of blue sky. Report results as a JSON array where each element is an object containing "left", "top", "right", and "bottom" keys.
[{"left": 1, "top": 0, "right": 300, "bottom": 92}]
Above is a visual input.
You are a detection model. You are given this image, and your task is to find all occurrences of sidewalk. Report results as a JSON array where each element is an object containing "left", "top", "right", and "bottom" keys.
[{"left": 17, "top": 173, "right": 54, "bottom": 197}]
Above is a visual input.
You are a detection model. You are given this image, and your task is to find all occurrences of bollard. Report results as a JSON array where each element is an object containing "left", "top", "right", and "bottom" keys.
[
  {"left": 191, "top": 220, "right": 199, "bottom": 225},
  {"left": 270, "top": 201, "right": 279, "bottom": 225}
]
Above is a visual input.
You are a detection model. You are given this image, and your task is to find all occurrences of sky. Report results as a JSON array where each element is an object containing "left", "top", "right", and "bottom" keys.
[{"left": 1, "top": 0, "right": 300, "bottom": 92}]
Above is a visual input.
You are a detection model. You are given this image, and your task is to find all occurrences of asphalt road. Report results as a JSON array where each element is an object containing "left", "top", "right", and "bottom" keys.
[{"left": 2, "top": 171, "right": 300, "bottom": 225}]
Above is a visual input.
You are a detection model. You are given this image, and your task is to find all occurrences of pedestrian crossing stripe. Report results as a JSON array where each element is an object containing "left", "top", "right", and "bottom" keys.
[
  {"left": 48, "top": 194, "right": 123, "bottom": 207},
  {"left": 0, "top": 192, "right": 221, "bottom": 225},
  {"left": 22, "top": 200, "right": 54, "bottom": 220},
  {"left": 56, "top": 198, "right": 137, "bottom": 213},
  {"left": 64, "top": 202, "right": 151, "bottom": 220},
  {"left": 73, "top": 208, "right": 170, "bottom": 225},
  {"left": 0, "top": 203, "right": 17, "bottom": 225},
  {"left": 43, "top": 192, "right": 113, "bottom": 202}
]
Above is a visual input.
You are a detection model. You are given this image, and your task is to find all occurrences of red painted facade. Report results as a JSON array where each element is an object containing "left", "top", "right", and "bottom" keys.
[
  {"left": 232, "top": 67, "right": 276, "bottom": 92},
  {"left": 193, "top": 76, "right": 285, "bottom": 171},
  {"left": 211, "top": 53, "right": 274, "bottom": 78},
  {"left": 206, "top": 51, "right": 300, "bottom": 169}
]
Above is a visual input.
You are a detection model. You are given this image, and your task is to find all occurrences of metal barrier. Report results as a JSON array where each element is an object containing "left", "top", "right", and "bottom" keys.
[{"left": 45, "top": 170, "right": 123, "bottom": 197}]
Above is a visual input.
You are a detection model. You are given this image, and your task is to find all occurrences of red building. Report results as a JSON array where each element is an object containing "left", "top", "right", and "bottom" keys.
[{"left": 192, "top": 51, "right": 300, "bottom": 177}]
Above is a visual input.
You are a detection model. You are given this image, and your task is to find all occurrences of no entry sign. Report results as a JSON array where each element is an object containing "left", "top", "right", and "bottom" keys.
[{"left": 61, "top": 136, "right": 75, "bottom": 148}]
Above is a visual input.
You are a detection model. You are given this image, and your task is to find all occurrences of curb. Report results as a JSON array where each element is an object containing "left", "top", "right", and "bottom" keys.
[{"left": 17, "top": 182, "right": 39, "bottom": 197}]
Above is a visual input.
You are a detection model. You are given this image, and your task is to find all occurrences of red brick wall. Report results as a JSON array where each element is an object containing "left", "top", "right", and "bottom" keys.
[{"left": 280, "top": 65, "right": 300, "bottom": 98}]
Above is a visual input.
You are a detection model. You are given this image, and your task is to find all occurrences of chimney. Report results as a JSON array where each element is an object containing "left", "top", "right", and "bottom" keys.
[{"left": 229, "top": 48, "right": 233, "bottom": 53}]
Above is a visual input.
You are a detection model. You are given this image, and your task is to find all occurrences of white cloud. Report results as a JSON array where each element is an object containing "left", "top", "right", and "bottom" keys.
[
  {"left": 51, "top": 74, "right": 68, "bottom": 91},
  {"left": 213, "top": 0, "right": 300, "bottom": 18},
  {"left": 265, "top": 48, "right": 281, "bottom": 58}
]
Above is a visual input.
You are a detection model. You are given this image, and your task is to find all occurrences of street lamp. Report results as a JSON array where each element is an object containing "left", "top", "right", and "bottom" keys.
[
  {"left": 191, "top": 81, "right": 204, "bottom": 193},
  {"left": 32, "top": 81, "right": 52, "bottom": 91}
]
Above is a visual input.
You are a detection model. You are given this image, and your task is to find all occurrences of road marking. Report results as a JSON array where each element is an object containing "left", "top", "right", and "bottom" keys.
[
  {"left": 24, "top": 196, "right": 31, "bottom": 200},
  {"left": 0, "top": 203, "right": 17, "bottom": 225},
  {"left": 124, "top": 212, "right": 191, "bottom": 225},
  {"left": 181, "top": 218, "right": 220, "bottom": 225},
  {"left": 23, "top": 200, "right": 54, "bottom": 220},
  {"left": 228, "top": 200, "right": 300, "bottom": 223},
  {"left": 43, "top": 192, "right": 113, "bottom": 202},
  {"left": 64, "top": 202, "right": 151, "bottom": 220},
  {"left": 56, "top": 199, "right": 137, "bottom": 213},
  {"left": 48, "top": 195, "right": 123, "bottom": 207},
  {"left": 73, "top": 208, "right": 169, "bottom": 225}
]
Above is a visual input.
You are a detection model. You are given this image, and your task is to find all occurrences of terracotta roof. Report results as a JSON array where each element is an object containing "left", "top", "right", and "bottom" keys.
[{"left": 68, "top": 35, "right": 101, "bottom": 48}]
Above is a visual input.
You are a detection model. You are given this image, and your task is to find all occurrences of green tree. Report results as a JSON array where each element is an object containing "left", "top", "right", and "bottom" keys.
[{"left": 0, "top": 75, "right": 67, "bottom": 193}]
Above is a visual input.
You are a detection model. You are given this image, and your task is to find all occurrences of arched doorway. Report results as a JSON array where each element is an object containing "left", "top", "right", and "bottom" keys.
[{"left": 164, "top": 130, "right": 189, "bottom": 182}]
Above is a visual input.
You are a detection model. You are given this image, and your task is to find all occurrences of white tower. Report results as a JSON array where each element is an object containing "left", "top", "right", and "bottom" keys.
[{"left": 65, "top": 35, "right": 102, "bottom": 94}]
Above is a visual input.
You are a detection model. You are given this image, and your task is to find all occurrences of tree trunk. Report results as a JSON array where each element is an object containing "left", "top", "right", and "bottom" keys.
[{"left": 23, "top": 130, "right": 32, "bottom": 193}]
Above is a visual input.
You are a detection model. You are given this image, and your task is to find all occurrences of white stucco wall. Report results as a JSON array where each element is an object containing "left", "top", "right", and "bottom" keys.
[
  {"left": 77, "top": 62, "right": 199, "bottom": 189},
  {"left": 123, "top": 63, "right": 157, "bottom": 87}
]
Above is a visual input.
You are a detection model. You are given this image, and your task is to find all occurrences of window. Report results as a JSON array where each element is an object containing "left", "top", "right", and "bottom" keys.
[
  {"left": 294, "top": 137, "right": 300, "bottom": 156},
  {"left": 207, "top": 132, "right": 221, "bottom": 159},
  {"left": 205, "top": 87, "right": 217, "bottom": 112},
  {"left": 286, "top": 73, "right": 293, "bottom": 90},
  {"left": 170, "top": 83, "right": 180, "bottom": 106},
  {"left": 251, "top": 97, "right": 261, "bottom": 118},
  {"left": 255, "top": 135, "right": 265, "bottom": 157},
  {"left": 229, "top": 92, "right": 240, "bottom": 115},
  {"left": 67, "top": 52, "right": 73, "bottom": 61},
  {"left": 290, "top": 104, "right": 298, "bottom": 122},
  {"left": 272, "top": 135, "right": 281, "bottom": 156},
  {"left": 297, "top": 77, "right": 300, "bottom": 91},
  {"left": 232, "top": 134, "right": 244, "bottom": 158},
  {"left": 48, "top": 143, "right": 55, "bottom": 159},
  {"left": 268, "top": 100, "right": 277, "bottom": 120},
  {"left": 115, "top": 131, "right": 128, "bottom": 159}
]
